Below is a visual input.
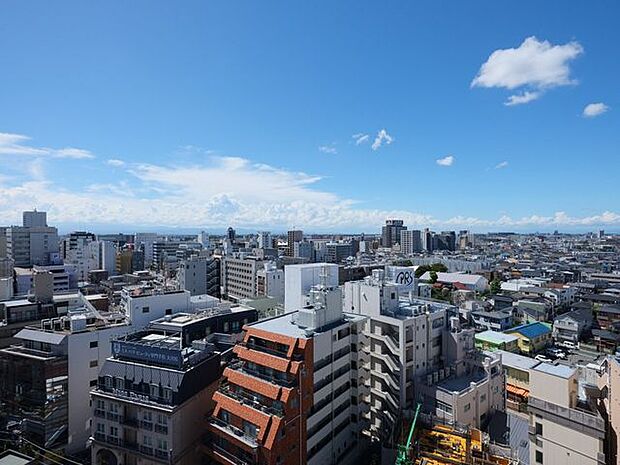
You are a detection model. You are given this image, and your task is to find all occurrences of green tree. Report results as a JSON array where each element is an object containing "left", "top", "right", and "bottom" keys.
[
  {"left": 430, "top": 263, "right": 448, "bottom": 273},
  {"left": 490, "top": 279, "right": 502, "bottom": 294},
  {"left": 415, "top": 265, "right": 431, "bottom": 278},
  {"left": 429, "top": 271, "right": 438, "bottom": 284}
]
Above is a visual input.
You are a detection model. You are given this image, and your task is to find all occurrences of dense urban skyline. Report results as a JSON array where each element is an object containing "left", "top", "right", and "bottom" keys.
[{"left": 1, "top": 1, "right": 619, "bottom": 232}]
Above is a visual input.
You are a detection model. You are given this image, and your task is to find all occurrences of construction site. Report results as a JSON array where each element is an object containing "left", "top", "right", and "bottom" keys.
[{"left": 394, "top": 406, "right": 519, "bottom": 465}]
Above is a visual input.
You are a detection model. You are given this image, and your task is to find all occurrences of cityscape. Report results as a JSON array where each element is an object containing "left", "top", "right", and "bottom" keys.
[
  {"left": 1, "top": 2, "right": 620, "bottom": 465},
  {"left": 1, "top": 213, "right": 619, "bottom": 465}
]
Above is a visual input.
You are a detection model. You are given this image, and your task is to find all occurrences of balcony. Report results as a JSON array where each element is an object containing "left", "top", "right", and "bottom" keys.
[
  {"left": 209, "top": 418, "right": 259, "bottom": 449},
  {"left": 122, "top": 417, "right": 140, "bottom": 428},
  {"left": 229, "top": 360, "right": 297, "bottom": 388},
  {"left": 208, "top": 441, "right": 256, "bottom": 465},
  {"left": 219, "top": 384, "right": 284, "bottom": 417},
  {"left": 241, "top": 341, "right": 303, "bottom": 361},
  {"left": 154, "top": 423, "right": 169, "bottom": 434}
]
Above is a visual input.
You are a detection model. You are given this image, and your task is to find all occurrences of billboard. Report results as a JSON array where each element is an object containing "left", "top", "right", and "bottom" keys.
[{"left": 385, "top": 266, "right": 417, "bottom": 291}]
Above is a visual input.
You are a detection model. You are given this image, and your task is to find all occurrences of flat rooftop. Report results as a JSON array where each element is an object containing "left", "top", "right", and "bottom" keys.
[
  {"left": 476, "top": 330, "right": 518, "bottom": 344},
  {"left": 249, "top": 310, "right": 365, "bottom": 339},
  {"left": 534, "top": 362, "right": 575, "bottom": 379},
  {"left": 494, "top": 350, "right": 540, "bottom": 371}
]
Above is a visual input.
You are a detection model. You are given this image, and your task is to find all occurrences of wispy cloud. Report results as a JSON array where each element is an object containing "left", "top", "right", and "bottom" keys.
[
  {"left": 107, "top": 159, "right": 126, "bottom": 167},
  {"left": 436, "top": 155, "right": 455, "bottom": 167},
  {"left": 583, "top": 102, "right": 609, "bottom": 118},
  {"left": 371, "top": 129, "right": 393, "bottom": 151},
  {"left": 504, "top": 91, "right": 541, "bottom": 106},
  {"left": 318, "top": 145, "right": 337, "bottom": 155},
  {"left": 472, "top": 36, "right": 583, "bottom": 105},
  {"left": 0, "top": 132, "right": 95, "bottom": 159},
  {"left": 495, "top": 161, "right": 509, "bottom": 169},
  {"left": 352, "top": 133, "right": 370, "bottom": 145}
]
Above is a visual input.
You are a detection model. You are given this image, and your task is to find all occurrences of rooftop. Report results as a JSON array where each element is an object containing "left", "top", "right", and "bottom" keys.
[
  {"left": 505, "top": 322, "right": 551, "bottom": 339},
  {"left": 475, "top": 330, "right": 518, "bottom": 344},
  {"left": 534, "top": 362, "right": 575, "bottom": 379},
  {"left": 494, "top": 350, "right": 540, "bottom": 371}
]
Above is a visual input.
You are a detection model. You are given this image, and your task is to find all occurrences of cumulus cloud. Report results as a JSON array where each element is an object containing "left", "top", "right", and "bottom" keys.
[
  {"left": 318, "top": 145, "right": 337, "bottom": 155},
  {"left": 352, "top": 133, "right": 370, "bottom": 145},
  {"left": 436, "top": 155, "right": 455, "bottom": 167},
  {"left": 0, "top": 132, "right": 95, "bottom": 159},
  {"left": 583, "top": 102, "right": 609, "bottom": 118},
  {"left": 106, "top": 158, "right": 126, "bottom": 167},
  {"left": 495, "top": 161, "right": 509, "bottom": 169},
  {"left": 371, "top": 129, "right": 393, "bottom": 151},
  {"left": 472, "top": 37, "right": 583, "bottom": 105}
]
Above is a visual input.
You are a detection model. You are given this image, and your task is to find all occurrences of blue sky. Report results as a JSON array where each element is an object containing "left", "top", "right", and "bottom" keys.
[{"left": 0, "top": 1, "right": 618, "bottom": 233}]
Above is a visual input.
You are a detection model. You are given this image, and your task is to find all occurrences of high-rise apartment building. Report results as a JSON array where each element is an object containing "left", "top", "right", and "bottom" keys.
[
  {"left": 5, "top": 211, "right": 59, "bottom": 267},
  {"left": 256, "top": 262, "right": 284, "bottom": 303},
  {"left": 221, "top": 255, "right": 263, "bottom": 301},
  {"left": 257, "top": 231, "right": 272, "bottom": 249},
  {"left": 178, "top": 254, "right": 220, "bottom": 297},
  {"left": 204, "top": 284, "right": 366, "bottom": 465},
  {"left": 381, "top": 220, "right": 406, "bottom": 248},
  {"left": 287, "top": 230, "right": 303, "bottom": 257},
  {"left": 400, "top": 230, "right": 423, "bottom": 254}
]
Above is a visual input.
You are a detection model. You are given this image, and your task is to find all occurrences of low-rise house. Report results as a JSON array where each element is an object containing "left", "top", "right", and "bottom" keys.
[
  {"left": 419, "top": 272, "right": 488, "bottom": 292},
  {"left": 475, "top": 330, "right": 519, "bottom": 353},
  {"left": 471, "top": 310, "right": 513, "bottom": 332},
  {"left": 514, "top": 297, "right": 552, "bottom": 323},
  {"left": 591, "top": 329, "right": 620, "bottom": 354},
  {"left": 595, "top": 304, "right": 620, "bottom": 330},
  {"left": 553, "top": 306, "right": 593, "bottom": 343},
  {"left": 495, "top": 350, "right": 540, "bottom": 413},
  {"left": 505, "top": 322, "right": 552, "bottom": 354}
]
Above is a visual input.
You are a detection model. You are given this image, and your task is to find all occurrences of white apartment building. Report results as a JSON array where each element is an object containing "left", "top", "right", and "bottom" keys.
[
  {"left": 528, "top": 363, "right": 606, "bottom": 465},
  {"left": 255, "top": 262, "right": 284, "bottom": 303},
  {"left": 220, "top": 254, "right": 263, "bottom": 301},
  {"left": 343, "top": 270, "right": 464, "bottom": 443},
  {"left": 178, "top": 254, "right": 220, "bottom": 297},
  {"left": 284, "top": 263, "right": 338, "bottom": 312},
  {"left": 400, "top": 230, "right": 422, "bottom": 254}
]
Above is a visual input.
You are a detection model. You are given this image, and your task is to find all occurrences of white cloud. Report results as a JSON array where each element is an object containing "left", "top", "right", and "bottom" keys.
[
  {"left": 107, "top": 158, "right": 126, "bottom": 167},
  {"left": 495, "top": 161, "right": 509, "bottom": 169},
  {"left": 0, "top": 132, "right": 95, "bottom": 159},
  {"left": 583, "top": 102, "right": 609, "bottom": 118},
  {"left": 318, "top": 145, "right": 337, "bottom": 155},
  {"left": 504, "top": 91, "right": 541, "bottom": 106},
  {"left": 436, "top": 155, "right": 455, "bottom": 167},
  {"left": 472, "top": 37, "right": 583, "bottom": 104},
  {"left": 1, "top": 162, "right": 620, "bottom": 231},
  {"left": 371, "top": 129, "right": 393, "bottom": 151},
  {"left": 352, "top": 133, "right": 370, "bottom": 145}
]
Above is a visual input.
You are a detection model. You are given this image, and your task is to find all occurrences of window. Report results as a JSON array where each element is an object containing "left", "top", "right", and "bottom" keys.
[
  {"left": 157, "top": 439, "right": 168, "bottom": 451},
  {"left": 480, "top": 394, "right": 486, "bottom": 402},
  {"left": 143, "top": 411, "right": 153, "bottom": 422},
  {"left": 464, "top": 403, "right": 471, "bottom": 412},
  {"left": 150, "top": 384, "right": 159, "bottom": 398},
  {"left": 219, "top": 410, "right": 229, "bottom": 422},
  {"left": 109, "top": 426, "right": 118, "bottom": 437},
  {"left": 110, "top": 403, "right": 119, "bottom": 413},
  {"left": 143, "top": 435, "right": 152, "bottom": 446},
  {"left": 165, "top": 308, "right": 172, "bottom": 315},
  {"left": 157, "top": 414, "right": 168, "bottom": 425},
  {"left": 535, "top": 422, "right": 543, "bottom": 435},
  {"left": 104, "top": 376, "right": 113, "bottom": 388},
  {"left": 223, "top": 322, "right": 230, "bottom": 332},
  {"left": 535, "top": 450, "right": 543, "bottom": 464},
  {"left": 90, "top": 379, "right": 97, "bottom": 387},
  {"left": 96, "top": 399, "right": 105, "bottom": 410},
  {"left": 90, "top": 341, "right": 98, "bottom": 348},
  {"left": 89, "top": 360, "right": 98, "bottom": 368},
  {"left": 142, "top": 306, "right": 150, "bottom": 313},
  {"left": 243, "top": 421, "right": 258, "bottom": 438},
  {"left": 163, "top": 388, "right": 172, "bottom": 401}
]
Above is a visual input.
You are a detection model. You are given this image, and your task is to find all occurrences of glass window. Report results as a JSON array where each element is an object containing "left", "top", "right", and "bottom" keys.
[{"left": 535, "top": 450, "right": 543, "bottom": 464}]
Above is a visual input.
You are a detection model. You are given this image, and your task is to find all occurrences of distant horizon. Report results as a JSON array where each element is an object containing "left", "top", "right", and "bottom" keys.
[{"left": 1, "top": 2, "right": 619, "bottom": 233}]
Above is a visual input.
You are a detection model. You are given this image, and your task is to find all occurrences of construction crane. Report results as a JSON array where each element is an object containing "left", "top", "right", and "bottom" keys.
[{"left": 395, "top": 403, "right": 422, "bottom": 465}]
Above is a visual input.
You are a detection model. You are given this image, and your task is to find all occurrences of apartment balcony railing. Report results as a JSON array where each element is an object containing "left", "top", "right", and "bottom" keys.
[
  {"left": 209, "top": 418, "right": 259, "bottom": 449},
  {"left": 219, "top": 384, "right": 284, "bottom": 417},
  {"left": 240, "top": 341, "right": 303, "bottom": 361}
]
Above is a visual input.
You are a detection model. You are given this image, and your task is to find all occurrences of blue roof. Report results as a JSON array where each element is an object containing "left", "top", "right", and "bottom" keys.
[{"left": 505, "top": 322, "right": 551, "bottom": 339}]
